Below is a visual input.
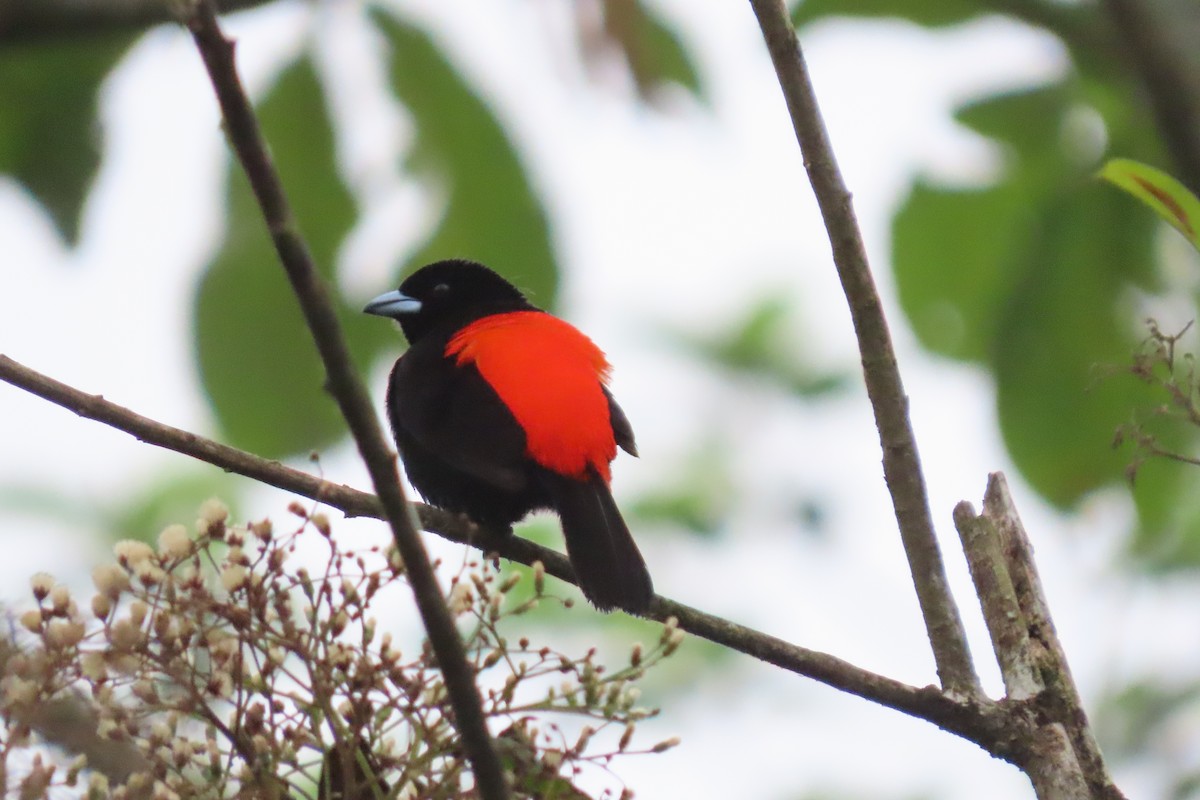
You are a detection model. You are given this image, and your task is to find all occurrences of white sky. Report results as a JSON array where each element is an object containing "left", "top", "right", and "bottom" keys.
[{"left": 1, "top": 1, "right": 1196, "bottom": 797}]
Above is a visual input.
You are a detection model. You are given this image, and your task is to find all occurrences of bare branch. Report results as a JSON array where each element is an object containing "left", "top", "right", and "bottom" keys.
[
  {"left": 984, "top": 474, "right": 1126, "bottom": 800},
  {"left": 181, "top": 3, "right": 508, "bottom": 797},
  {"left": 0, "top": 0, "right": 272, "bottom": 42},
  {"left": 1024, "top": 723, "right": 1092, "bottom": 800},
  {"left": 747, "top": 0, "right": 979, "bottom": 696},
  {"left": 953, "top": 502, "right": 1040, "bottom": 700},
  {"left": 0, "top": 353, "right": 1022, "bottom": 755}
]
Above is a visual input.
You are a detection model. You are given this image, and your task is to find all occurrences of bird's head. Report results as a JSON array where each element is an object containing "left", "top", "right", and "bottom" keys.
[{"left": 363, "top": 259, "right": 535, "bottom": 343}]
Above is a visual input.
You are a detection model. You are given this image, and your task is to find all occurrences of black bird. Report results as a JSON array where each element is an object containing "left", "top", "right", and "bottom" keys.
[{"left": 364, "top": 259, "right": 653, "bottom": 615}]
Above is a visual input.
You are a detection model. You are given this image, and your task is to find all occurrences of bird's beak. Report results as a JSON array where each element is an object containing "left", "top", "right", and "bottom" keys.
[{"left": 363, "top": 290, "right": 422, "bottom": 317}]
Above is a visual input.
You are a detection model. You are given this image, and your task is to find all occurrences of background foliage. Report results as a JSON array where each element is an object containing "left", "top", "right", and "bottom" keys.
[{"left": 4, "top": 0, "right": 1200, "bottom": 796}]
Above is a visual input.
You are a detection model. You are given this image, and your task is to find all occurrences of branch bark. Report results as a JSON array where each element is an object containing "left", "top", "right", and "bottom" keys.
[
  {"left": 0, "top": 353, "right": 1022, "bottom": 758},
  {"left": 0, "top": 0, "right": 272, "bottom": 42},
  {"left": 181, "top": 3, "right": 508, "bottom": 798},
  {"left": 951, "top": 476, "right": 1126, "bottom": 799},
  {"left": 984, "top": 475, "right": 1125, "bottom": 800},
  {"left": 747, "top": 0, "right": 979, "bottom": 697}
]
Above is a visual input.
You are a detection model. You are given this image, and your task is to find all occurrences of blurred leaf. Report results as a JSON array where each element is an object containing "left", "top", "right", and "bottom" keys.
[
  {"left": 0, "top": 484, "right": 100, "bottom": 530},
  {"left": 1097, "top": 678, "right": 1200, "bottom": 759},
  {"left": 793, "top": 0, "right": 982, "bottom": 29},
  {"left": 603, "top": 0, "right": 704, "bottom": 101},
  {"left": 373, "top": 11, "right": 559, "bottom": 309},
  {"left": 0, "top": 32, "right": 136, "bottom": 243},
  {"left": 894, "top": 77, "right": 1171, "bottom": 511},
  {"left": 194, "top": 56, "right": 382, "bottom": 458},
  {"left": 1100, "top": 158, "right": 1200, "bottom": 252},
  {"left": 895, "top": 86, "right": 1092, "bottom": 362},
  {"left": 629, "top": 440, "right": 733, "bottom": 537},
  {"left": 954, "top": 83, "right": 1074, "bottom": 175},
  {"left": 496, "top": 722, "right": 594, "bottom": 799},
  {"left": 1127, "top": 458, "right": 1200, "bottom": 569},
  {"left": 893, "top": 181, "right": 1030, "bottom": 361},
  {"left": 107, "top": 468, "right": 241, "bottom": 547},
  {"left": 0, "top": 467, "right": 237, "bottom": 549},
  {"left": 993, "top": 186, "right": 1161, "bottom": 508},
  {"left": 670, "top": 296, "right": 849, "bottom": 398}
]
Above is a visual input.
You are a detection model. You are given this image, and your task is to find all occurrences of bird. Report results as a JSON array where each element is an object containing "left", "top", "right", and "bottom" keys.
[{"left": 363, "top": 259, "right": 653, "bottom": 615}]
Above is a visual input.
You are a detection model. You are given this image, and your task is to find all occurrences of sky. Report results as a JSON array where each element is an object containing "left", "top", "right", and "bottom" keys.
[{"left": 2, "top": 1, "right": 1196, "bottom": 797}]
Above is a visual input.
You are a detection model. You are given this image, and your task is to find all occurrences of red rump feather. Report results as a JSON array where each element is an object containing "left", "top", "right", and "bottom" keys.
[{"left": 445, "top": 311, "right": 616, "bottom": 481}]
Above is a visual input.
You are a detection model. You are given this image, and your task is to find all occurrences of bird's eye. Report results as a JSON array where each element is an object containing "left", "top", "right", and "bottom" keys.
[{"left": 432, "top": 283, "right": 450, "bottom": 296}]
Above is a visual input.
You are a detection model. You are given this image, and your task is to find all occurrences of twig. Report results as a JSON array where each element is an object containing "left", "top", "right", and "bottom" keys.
[
  {"left": 747, "top": 0, "right": 979, "bottom": 695},
  {"left": 181, "top": 3, "right": 508, "bottom": 798},
  {"left": 0, "top": 354, "right": 1022, "bottom": 754}
]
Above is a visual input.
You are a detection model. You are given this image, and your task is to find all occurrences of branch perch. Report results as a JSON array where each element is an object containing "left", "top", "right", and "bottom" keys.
[
  {"left": 984, "top": 475, "right": 1124, "bottom": 800},
  {"left": 746, "top": 0, "right": 978, "bottom": 695},
  {"left": 0, "top": 353, "right": 1017, "bottom": 755}
]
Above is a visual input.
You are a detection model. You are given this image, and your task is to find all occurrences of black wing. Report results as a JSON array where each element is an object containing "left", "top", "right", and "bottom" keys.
[
  {"left": 604, "top": 387, "right": 638, "bottom": 457},
  {"left": 387, "top": 343, "right": 529, "bottom": 494}
]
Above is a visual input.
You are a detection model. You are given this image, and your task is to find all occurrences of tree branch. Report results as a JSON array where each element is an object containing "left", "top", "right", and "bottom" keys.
[
  {"left": 984, "top": 474, "right": 1125, "bottom": 800},
  {"left": 746, "top": 0, "right": 979, "bottom": 696},
  {"left": 0, "top": 0, "right": 272, "bottom": 42},
  {"left": 0, "top": 353, "right": 1024, "bottom": 757},
  {"left": 953, "top": 502, "right": 1040, "bottom": 700},
  {"left": 181, "top": 3, "right": 509, "bottom": 798}
]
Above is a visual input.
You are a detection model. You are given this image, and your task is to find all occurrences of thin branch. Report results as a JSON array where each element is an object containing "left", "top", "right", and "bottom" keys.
[
  {"left": 747, "top": 0, "right": 979, "bottom": 696},
  {"left": 181, "top": 3, "right": 508, "bottom": 798},
  {"left": 0, "top": 0, "right": 271, "bottom": 42},
  {"left": 952, "top": 502, "right": 1040, "bottom": 700},
  {"left": 984, "top": 474, "right": 1126, "bottom": 800},
  {"left": 1024, "top": 723, "right": 1092, "bottom": 800},
  {"left": 0, "top": 353, "right": 1022, "bottom": 756}
]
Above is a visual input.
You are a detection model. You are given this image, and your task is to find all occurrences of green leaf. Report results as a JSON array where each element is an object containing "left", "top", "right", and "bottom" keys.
[
  {"left": 893, "top": 181, "right": 1032, "bottom": 361},
  {"left": 1100, "top": 158, "right": 1200, "bottom": 252},
  {"left": 107, "top": 468, "right": 240, "bottom": 547},
  {"left": 955, "top": 84, "right": 1071, "bottom": 166},
  {"left": 793, "top": 0, "right": 983, "bottom": 29},
  {"left": 608, "top": 1, "right": 704, "bottom": 101},
  {"left": 637, "top": 2, "right": 703, "bottom": 98},
  {"left": 0, "top": 32, "right": 136, "bottom": 243},
  {"left": 669, "top": 296, "right": 849, "bottom": 397},
  {"left": 0, "top": 467, "right": 238, "bottom": 549},
  {"left": 629, "top": 438, "right": 734, "bottom": 537},
  {"left": 373, "top": 10, "right": 559, "bottom": 308},
  {"left": 1097, "top": 678, "right": 1200, "bottom": 759},
  {"left": 1126, "top": 456, "right": 1200, "bottom": 569},
  {"left": 195, "top": 55, "right": 375, "bottom": 458},
  {"left": 993, "top": 186, "right": 1159, "bottom": 507},
  {"left": 893, "top": 78, "right": 1169, "bottom": 511}
]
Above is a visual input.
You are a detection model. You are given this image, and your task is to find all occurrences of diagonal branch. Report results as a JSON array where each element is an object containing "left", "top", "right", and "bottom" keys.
[
  {"left": 984, "top": 474, "right": 1124, "bottom": 800},
  {"left": 0, "top": 0, "right": 272, "bottom": 43},
  {"left": 181, "top": 3, "right": 508, "bottom": 797},
  {"left": 746, "top": 0, "right": 979, "bottom": 695},
  {"left": 0, "top": 353, "right": 1019, "bottom": 755}
]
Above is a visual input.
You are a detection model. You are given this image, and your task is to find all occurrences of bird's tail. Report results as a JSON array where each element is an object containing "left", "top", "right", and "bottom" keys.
[{"left": 539, "top": 469, "right": 653, "bottom": 615}]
